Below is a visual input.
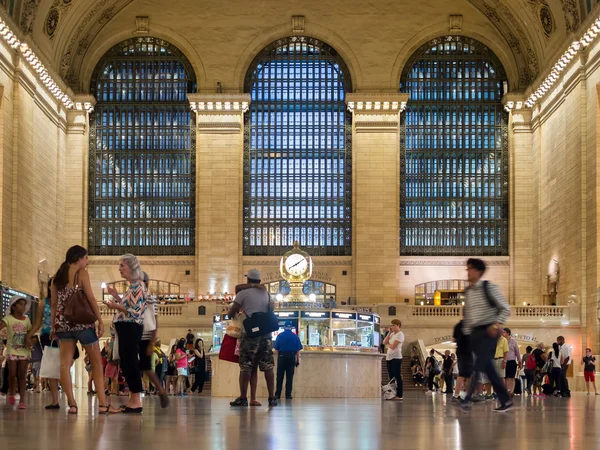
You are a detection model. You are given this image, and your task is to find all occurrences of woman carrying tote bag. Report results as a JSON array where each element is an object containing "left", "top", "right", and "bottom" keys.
[{"left": 51, "top": 245, "right": 118, "bottom": 414}]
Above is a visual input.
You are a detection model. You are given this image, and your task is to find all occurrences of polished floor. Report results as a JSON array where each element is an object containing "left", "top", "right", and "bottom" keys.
[{"left": 0, "top": 389, "right": 597, "bottom": 449}]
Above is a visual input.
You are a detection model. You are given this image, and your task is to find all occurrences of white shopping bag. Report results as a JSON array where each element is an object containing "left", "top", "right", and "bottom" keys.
[
  {"left": 382, "top": 377, "right": 398, "bottom": 400},
  {"left": 39, "top": 346, "right": 61, "bottom": 379}
]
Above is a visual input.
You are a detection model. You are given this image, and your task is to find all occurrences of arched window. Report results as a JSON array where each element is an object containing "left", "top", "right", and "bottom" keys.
[
  {"left": 243, "top": 36, "right": 352, "bottom": 256},
  {"left": 89, "top": 37, "right": 197, "bottom": 255},
  {"left": 400, "top": 36, "right": 508, "bottom": 256}
]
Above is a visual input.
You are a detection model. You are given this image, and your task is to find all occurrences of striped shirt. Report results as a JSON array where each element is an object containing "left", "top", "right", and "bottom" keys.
[
  {"left": 463, "top": 280, "right": 509, "bottom": 335},
  {"left": 113, "top": 281, "right": 147, "bottom": 325}
]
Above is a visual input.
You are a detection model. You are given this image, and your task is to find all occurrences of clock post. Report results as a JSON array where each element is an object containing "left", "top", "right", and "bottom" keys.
[{"left": 280, "top": 241, "right": 313, "bottom": 302}]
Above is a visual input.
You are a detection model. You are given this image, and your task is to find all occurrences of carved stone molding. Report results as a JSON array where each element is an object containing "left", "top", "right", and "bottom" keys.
[
  {"left": 399, "top": 259, "right": 510, "bottom": 267},
  {"left": 449, "top": 15, "right": 463, "bottom": 32},
  {"left": 89, "top": 258, "right": 194, "bottom": 265},
  {"left": 188, "top": 93, "right": 251, "bottom": 113},
  {"left": 291, "top": 15, "right": 305, "bottom": 33},
  {"left": 243, "top": 259, "right": 352, "bottom": 266},
  {"left": 60, "top": 0, "right": 135, "bottom": 90},
  {"left": 560, "top": 0, "right": 580, "bottom": 33},
  {"left": 197, "top": 122, "right": 241, "bottom": 134},
  {"left": 20, "top": 0, "right": 40, "bottom": 34},
  {"left": 346, "top": 93, "right": 409, "bottom": 114},
  {"left": 467, "top": 0, "right": 539, "bottom": 87},
  {"left": 134, "top": 15, "right": 149, "bottom": 35}
]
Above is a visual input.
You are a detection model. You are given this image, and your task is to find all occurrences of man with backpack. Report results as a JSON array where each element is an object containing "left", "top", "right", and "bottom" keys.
[{"left": 460, "top": 258, "right": 512, "bottom": 412}]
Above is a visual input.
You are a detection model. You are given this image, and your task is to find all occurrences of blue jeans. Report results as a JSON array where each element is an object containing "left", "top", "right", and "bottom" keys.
[{"left": 466, "top": 326, "right": 510, "bottom": 405}]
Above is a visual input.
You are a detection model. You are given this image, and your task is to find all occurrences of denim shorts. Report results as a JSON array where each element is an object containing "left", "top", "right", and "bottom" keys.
[{"left": 55, "top": 328, "right": 98, "bottom": 346}]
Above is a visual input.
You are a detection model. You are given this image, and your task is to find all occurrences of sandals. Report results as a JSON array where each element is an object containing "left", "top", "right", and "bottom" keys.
[
  {"left": 68, "top": 405, "right": 78, "bottom": 414},
  {"left": 99, "top": 405, "right": 122, "bottom": 414},
  {"left": 159, "top": 393, "right": 170, "bottom": 409},
  {"left": 249, "top": 400, "right": 262, "bottom": 406},
  {"left": 122, "top": 406, "right": 143, "bottom": 414},
  {"left": 45, "top": 404, "right": 60, "bottom": 410}
]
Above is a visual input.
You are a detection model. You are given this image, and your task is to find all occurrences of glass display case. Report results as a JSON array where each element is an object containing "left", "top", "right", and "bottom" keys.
[
  {"left": 211, "top": 309, "right": 380, "bottom": 353},
  {"left": 299, "top": 311, "right": 331, "bottom": 346},
  {"left": 212, "top": 313, "right": 230, "bottom": 353}
]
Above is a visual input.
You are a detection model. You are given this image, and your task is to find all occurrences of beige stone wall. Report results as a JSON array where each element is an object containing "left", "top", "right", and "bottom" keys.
[
  {"left": 0, "top": 39, "right": 69, "bottom": 297},
  {"left": 527, "top": 38, "right": 600, "bottom": 350}
]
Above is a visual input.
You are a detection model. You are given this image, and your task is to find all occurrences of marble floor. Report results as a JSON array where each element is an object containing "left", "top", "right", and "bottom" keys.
[{"left": 0, "top": 389, "right": 597, "bottom": 449}]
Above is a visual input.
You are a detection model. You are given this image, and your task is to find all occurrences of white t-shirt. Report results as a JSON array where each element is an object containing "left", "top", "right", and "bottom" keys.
[
  {"left": 559, "top": 344, "right": 572, "bottom": 366},
  {"left": 549, "top": 351, "right": 560, "bottom": 368},
  {"left": 386, "top": 331, "right": 404, "bottom": 361}
]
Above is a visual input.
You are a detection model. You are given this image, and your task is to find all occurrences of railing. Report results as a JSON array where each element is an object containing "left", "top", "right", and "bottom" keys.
[
  {"left": 512, "top": 306, "right": 565, "bottom": 317},
  {"left": 411, "top": 306, "right": 462, "bottom": 317},
  {"left": 97, "top": 304, "right": 184, "bottom": 317}
]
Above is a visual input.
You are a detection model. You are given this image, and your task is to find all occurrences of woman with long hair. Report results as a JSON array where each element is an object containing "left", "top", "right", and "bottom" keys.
[
  {"left": 105, "top": 254, "right": 147, "bottom": 413},
  {"left": 190, "top": 338, "right": 206, "bottom": 395},
  {"left": 51, "top": 245, "right": 117, "bottom": 414}
]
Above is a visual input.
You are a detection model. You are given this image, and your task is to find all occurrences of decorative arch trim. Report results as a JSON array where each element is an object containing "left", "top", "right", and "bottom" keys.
[{"left": 233, "top": 21, "right": 362, "bottom": 92}]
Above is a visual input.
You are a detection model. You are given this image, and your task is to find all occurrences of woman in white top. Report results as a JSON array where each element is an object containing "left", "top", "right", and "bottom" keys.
[
  {"left": 383, "top": 319, "right": 404, "bottom": 400},
  {"left": 549, "top": 343, "right": 562, "bottom": 396}
]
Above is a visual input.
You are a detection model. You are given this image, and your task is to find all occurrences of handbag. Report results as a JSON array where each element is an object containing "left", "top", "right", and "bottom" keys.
[
  {"left": 143, "top": 301, "right": 156, "bottom": 335},
  {"left": 225, "top": 312, "right": 246, "bottom": 339},
  {"left": 243, "top": 311, "right": 279, "bottom": 338},
  {"left": 382, "top": 377, "right": 398, "bottom": 400},
  {"left": 218, "top": 334, "right": 239, "bottom": 363},
  {"left": 63, "top": 270, "right": 97, "bottom": 325},
  {"left": 39, "top": 345, "right": 60, "bottom": 379}
]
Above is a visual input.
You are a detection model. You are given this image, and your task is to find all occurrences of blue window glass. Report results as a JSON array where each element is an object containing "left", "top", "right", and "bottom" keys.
[
  {"left": 88, "top": 37, "right": 197, "bottom": 255},
  {"left": 243, "top": 37, "right": 352, "bottom": 256},
  {"left": 400, "top": 36, "right": 508, "bottom": 256}
]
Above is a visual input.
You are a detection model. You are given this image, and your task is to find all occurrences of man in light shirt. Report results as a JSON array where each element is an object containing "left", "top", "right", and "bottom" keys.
[
  {"left": 383, "top": 319, "right": 404, "bottom": 400},
  {"left": 557, "top": 335, "right": 571, "bottom": 397},
  {"left": 503, "top": 328, "right": 521, "bottom": 395}
]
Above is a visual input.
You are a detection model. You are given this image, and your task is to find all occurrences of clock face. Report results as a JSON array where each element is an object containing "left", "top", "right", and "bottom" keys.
[{"left": 284, "top": 254, "right": 308, "bottom": 277}]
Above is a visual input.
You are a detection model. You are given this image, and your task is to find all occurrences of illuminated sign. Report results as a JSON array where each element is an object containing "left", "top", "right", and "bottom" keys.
[
  {"left": 274, "top": 311, "right": 299, "bottom": 318},
  {"left": 373, "top": 316, "right": 380, "bottom": 324},
  {"left": 357, "top": 314, "right": 374, "bottom": 322},
  {"left": 213, "top": 315, "right": 221, "bottom": 323},
  {"left": 332, "top": 312, "right": 357, "bottom": 320},
  {"left": 300, "top": 311, "right": 331, "bottom": 319}
]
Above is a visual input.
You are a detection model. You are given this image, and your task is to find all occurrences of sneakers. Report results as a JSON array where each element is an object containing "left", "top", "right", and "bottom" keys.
[
  {"left": 494, "top": 402, "right": 513, "bottom": 413},
  {"left": 458, "top": 400, "right": 472, "bottom": 410},
  {"left": 17, "top": 403, "right": 26, "bottom": 410},
  {"left": 268, "top": 397, "right": 278, "bottom": 407},
  {"left": 230, "top": 397, "right": 248, "bottom": 407},
  {"left": 471, "top": 395, "right": 485, "bottom": 403}
]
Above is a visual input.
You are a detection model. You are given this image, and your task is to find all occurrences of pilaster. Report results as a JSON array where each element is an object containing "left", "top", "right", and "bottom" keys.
[
  {"left": 64, "top": 94, "right": 94, "bottom": 249},
  {"left": 347, "top": 93, "right": 408, "bottom": 303},
  {"left": 503, "top": 94, "right": 534, "bottom": 305},
  {"left": 188, "top": 93, "right": 250, "bottom": 296}
]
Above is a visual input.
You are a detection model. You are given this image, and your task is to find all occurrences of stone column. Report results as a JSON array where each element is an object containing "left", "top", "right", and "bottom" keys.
[
  {"left": 64, "top": 96, "right": 95, "bottom": 249},
  {"left": 347, "top": 94, "right": 408, "bottom": 303},
  {"left": 188, "top": 94, "right": 250, "bottom": 296},
  {"left": 503, "top": 95, "right": 534, "bottom": 305}
]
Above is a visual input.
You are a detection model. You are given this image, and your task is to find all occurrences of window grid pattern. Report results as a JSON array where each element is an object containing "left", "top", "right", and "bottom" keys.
[
  {"left": 89, "top": 37, "right": 197, "bottom": 256},
  {"left": 243, "top": 36, "right": 352, "bottom": 256},
  {"left": 400, "top": 36, "right": 509, "bottom": 256}
]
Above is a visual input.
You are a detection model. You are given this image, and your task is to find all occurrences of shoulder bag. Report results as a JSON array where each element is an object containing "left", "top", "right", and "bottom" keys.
[
  {"left": 243, "top": 311, "right": 279, "bottom": 338},
  {"left": 63, "top": 270, "right": 97, "bottom": 325}
]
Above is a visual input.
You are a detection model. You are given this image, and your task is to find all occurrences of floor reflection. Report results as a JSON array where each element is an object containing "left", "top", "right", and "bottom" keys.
[{"left": 0, "top": 391, "right": 596, "bottom": 450}]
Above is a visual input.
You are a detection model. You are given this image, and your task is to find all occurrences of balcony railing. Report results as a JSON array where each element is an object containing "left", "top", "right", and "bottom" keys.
[
  {"left": 411, "top": 306, "right": 462, "bottom": 317},
  {"left": 98, "top": 304, "right": 184, "bottom": 316}
]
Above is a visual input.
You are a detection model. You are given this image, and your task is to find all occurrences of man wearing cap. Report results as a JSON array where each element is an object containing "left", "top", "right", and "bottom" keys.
[
  {"left": 274, "top": 320, "right": 303, "bottom": 400},
  {"left": 229, "top": 269, "right": 277, "bottom": 407}
]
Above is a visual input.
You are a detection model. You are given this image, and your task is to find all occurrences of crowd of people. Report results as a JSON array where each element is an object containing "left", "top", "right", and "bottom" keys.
[
  {"left": 0, "top": 245, "right": 180, "bottom": 413},
  {"left": 381, "top": 258, "right": 589, "bottom": 412}
]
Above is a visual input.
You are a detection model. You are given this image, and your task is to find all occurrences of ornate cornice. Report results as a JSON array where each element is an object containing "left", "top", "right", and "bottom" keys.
[
  {"left": 346, "top": 93, "right": 409, "bottom": 114},
  {"left": 188, "top": 93, "right": 251, "bottom": 113}
]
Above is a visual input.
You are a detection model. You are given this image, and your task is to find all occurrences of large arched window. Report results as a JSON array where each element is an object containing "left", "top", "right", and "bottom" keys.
[
  {"left": 89, "top": 37, "right": 197, "bottom": 255},
  {"left": 243, "top": 36, "right": 352, "bottom": 256},
  {"left": 400, "top": 36, "right": 508, "bottom": 256}
]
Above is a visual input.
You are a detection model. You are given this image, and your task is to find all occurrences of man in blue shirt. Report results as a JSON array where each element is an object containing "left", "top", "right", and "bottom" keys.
[{"left": 274, "top": 321, "right": 303, "bottom": 400}]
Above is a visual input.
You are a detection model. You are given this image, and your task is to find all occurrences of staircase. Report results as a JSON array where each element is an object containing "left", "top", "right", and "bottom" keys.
[{"left": 381, "top": 357, "right": 422, "bottom": 391}]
